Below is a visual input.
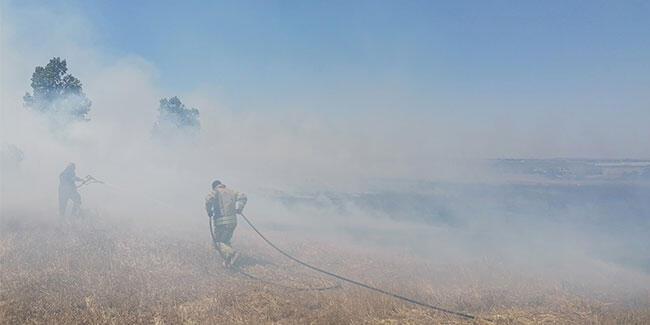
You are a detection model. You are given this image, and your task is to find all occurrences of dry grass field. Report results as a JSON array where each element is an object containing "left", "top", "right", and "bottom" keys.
[{"left": 1, "top": 214, "right": 649, "bottom": 325}]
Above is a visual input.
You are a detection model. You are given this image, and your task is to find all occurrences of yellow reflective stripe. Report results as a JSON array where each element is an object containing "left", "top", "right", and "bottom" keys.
[{"left": 214, "top": 215, "right": 237, "bottom": 225}]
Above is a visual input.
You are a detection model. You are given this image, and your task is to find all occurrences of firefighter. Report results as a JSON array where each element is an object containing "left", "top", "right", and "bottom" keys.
[
  {"left": 58, "top": 163, "right": 84, "bottom": 217},
  {"left": 205, "top": 180, "right": 247, "bottom": 267}
]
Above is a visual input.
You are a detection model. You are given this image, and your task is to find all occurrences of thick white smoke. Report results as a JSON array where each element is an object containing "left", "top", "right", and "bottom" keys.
[{"left": 1, "top": 1, "right": 649, "bottom": 302}]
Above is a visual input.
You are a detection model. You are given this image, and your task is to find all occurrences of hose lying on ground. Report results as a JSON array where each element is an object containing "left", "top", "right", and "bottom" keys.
[
  {"left": 238, "top": 213, "right": 476, "bottom": 320},
  {"left": 235, "top": 268, "right": 341, "bottom": 292}
]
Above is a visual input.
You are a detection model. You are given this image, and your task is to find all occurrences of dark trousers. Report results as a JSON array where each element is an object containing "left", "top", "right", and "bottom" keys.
[
  {"left": 212, "top": 221, "right": 237, "bottom": 260},
  {"left": 59, "top": 187, "right": 81, "bottom": 217}
]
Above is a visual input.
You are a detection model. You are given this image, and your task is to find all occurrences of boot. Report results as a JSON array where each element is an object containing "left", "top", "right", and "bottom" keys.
[{"left": 227, "top": 252, "right": 240, "bottom": 268}]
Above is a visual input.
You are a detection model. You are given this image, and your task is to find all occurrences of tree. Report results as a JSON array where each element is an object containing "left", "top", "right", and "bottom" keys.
[
  {"left": 23, "top": 57, "right": 91, "bottom": 125},
  {"left": 152, "top": 96, "right": 200, "bottom": 139}
]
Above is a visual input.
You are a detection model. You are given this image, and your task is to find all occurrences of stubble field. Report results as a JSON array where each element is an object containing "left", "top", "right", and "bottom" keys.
[{"left": 1, "top": 214, "right": 649, "bottom": 324}]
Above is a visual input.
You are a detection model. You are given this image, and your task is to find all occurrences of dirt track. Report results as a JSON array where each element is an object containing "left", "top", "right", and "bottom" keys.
[{"left": 1, "top": 215, "right": 649, "bottom": 324}]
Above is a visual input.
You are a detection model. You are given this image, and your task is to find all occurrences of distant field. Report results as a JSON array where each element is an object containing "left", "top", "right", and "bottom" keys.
[
  {"left": 1, "top": 215, "right": 649, "bottom": 324},
  {"left": 490, "top": 159, "right": 650, "bottom": 182}
]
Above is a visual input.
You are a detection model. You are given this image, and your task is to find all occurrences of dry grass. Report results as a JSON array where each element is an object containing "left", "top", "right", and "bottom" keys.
[{"left": 1, "top": 215, "right": 649, "bottom": 324}]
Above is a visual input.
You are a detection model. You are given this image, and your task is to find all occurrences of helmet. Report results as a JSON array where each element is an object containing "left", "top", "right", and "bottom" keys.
[{"left": 211, "top": 180, "right": 222, "bottom": 189}]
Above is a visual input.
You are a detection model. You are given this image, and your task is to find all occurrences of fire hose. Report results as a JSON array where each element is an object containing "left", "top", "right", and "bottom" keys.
[
  {"left": 238, "top": 212, "right": 476, "bottom": 320},
  {"left": 77, "top": 175, "right": 104, "bottom": 189}
]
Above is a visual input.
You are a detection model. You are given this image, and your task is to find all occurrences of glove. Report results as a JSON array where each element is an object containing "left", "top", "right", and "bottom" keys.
[{"left": 208, "top": 211, "right": 214, "bottom": 218}]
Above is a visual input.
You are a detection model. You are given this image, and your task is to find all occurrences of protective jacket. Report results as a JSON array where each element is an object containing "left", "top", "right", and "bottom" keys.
[
  {"left": 59, "top": 168, "right": 82, "bottom": 192},
  {"left": 205, "top": 186, "right": 247, "bottom": 226}
]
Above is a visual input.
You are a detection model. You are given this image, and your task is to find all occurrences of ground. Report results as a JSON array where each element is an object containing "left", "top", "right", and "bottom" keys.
[{"left": 1, "top": 214, "right": 648, "bottom": 324}]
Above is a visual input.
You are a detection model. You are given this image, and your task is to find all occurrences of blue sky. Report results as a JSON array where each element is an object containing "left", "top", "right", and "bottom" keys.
[
  {"left": 11, "top": 0, "right": 647, "bottom": 112},
  {"left": 3, "top": 0, "right": 650, "bottom": 157}
]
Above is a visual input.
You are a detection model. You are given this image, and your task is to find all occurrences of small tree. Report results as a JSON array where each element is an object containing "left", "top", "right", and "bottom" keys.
[
  {"left": 23, "top": 57, "right": 91, "bottom": 125},
  {"left": 152, "top": 96, "right": 200, "bottom": 139}
]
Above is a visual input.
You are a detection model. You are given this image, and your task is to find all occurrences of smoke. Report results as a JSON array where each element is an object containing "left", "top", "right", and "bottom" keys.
[{"left": 2, "top": 1, "right": 649, "bottom": 303}]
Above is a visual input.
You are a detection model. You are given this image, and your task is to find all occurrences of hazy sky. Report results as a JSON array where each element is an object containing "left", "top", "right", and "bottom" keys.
[{"left": 2, "top": 0, "right": 649, "bottom": 158}]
